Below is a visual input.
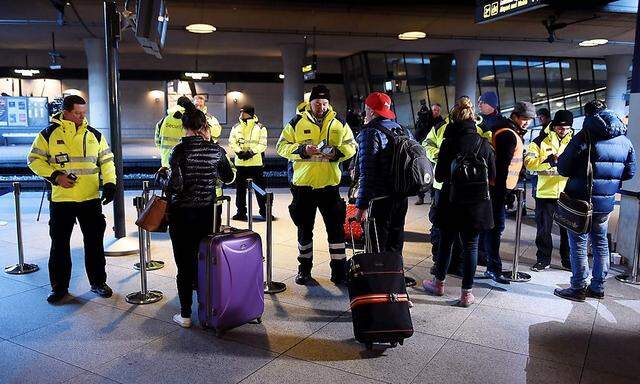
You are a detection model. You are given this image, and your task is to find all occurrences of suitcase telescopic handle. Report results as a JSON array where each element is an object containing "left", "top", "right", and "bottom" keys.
[
  {"left": 213, "top": 195, "right": 232, "bottom": 233},
  {"left": 365, "top": 196, "right": 389, "bottom": 254}
]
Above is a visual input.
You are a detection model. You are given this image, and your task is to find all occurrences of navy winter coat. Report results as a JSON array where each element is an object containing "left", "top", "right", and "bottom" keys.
[{"left": 557, "top": 109, "right": 636, "bottom": 214}]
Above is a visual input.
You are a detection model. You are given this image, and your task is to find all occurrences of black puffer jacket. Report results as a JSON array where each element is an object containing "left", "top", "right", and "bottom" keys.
[{"left": 167, "top": 136, "right": 235, "bottom": 208}]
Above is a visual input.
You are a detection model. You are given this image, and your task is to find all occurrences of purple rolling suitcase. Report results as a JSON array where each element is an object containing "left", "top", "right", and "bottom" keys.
[{"left": 197, "top": 196, "right": 264, "bottom": 333}]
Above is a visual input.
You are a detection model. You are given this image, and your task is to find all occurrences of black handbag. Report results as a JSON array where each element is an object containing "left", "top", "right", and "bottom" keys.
[{"left": 553, "top": 131, "right": 593, "bottom": 234}]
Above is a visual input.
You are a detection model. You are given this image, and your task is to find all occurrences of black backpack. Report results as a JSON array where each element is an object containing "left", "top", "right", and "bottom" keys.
[
  {"left": 376, "top": 123, "right": 433, "bottom": 197},
  {"left": 450, "top": 137, "right": 490, "bottom": 204}
]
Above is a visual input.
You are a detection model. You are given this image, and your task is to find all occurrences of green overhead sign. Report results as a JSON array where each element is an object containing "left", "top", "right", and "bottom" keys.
[{"left": 476, "top": 0, "right": 549, "bottom": 24}]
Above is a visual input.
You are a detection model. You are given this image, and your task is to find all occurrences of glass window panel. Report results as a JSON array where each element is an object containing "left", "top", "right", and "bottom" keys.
[
  {"left": 428, "top": 86, "right": 448, "bottom": 115},
  {"left": 593, "top": 59, "right": 607, "bottom": 102},
  {"left": 511, "top": 57, "right": 531, "bottom": 103},
  {"left": 544, "top": 59, "right": 564, "bottom": 114},
  {"left": 494, "top": 57, "right": 515, "bottom": 112},
  {"left": 393, "top": 92, "right": 414, "bottom": 129},
  {"left": 478, "top": 57, "right": 497, "bottom": 100},
  {"left": 405, "top": 54, "right": 427, "bottom": 89},
  {"left": 445, "top": 85, "right": 456, "bottom": 112},
  {"left": 529, "top": 58, "right": 549, "bottom": 110},
  {"left": 427, "top": 55, "right": 453, "bottom": 87},
  {"left": 577, "top": 59, "right": 595, "bottom": 92},
  {"left": 561, "top": 59, "right": 580, "bottom": 115}
]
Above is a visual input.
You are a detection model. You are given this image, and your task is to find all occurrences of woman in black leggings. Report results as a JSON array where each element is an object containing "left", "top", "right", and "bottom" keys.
[{"left": 165, "top": 101, "right": 235, "bottom": 328}]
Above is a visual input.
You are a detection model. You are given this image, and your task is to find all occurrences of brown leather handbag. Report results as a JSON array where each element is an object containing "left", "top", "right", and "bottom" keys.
[{"left": 135, "top": 192, "right": 169, "bottom": 232}]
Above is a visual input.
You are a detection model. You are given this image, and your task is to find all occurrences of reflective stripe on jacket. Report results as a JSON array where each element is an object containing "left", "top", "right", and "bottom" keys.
[
  {"left": 27, "top": 112, "right": 116, "bottom": 203},
  {"left": 229, "top": 116, "right": 268, "bottom": 167},
  {"left": 276, "top": 104, "right": 356, "bottom": 189},
  {"left": 525, "top": 128, "right": 572, "bottom": 199}
]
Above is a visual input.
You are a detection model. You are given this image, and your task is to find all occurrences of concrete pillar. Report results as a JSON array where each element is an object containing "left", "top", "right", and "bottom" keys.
[
  {"left": 280, "top": 43, "right": 305, "bottom": 127},
  {"left": 454, "top": 49, "right": 481, "bottom": 102},
  {"left": 83, "top": 38, "right": 110, "bottom": 137},
  {"left": 614, "top": 12, "right": 640, "bottom": 267},
  {"left": 605, "top": 54, "right": 632, "bottom": 119}
]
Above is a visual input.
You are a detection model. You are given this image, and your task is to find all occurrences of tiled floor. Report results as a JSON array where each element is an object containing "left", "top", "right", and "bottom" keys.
[{"left": 0, "top": 190, "right": 638, "bottom": 384}]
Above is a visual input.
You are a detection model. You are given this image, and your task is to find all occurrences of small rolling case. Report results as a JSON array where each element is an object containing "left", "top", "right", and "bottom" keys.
[
  {"left": 197, "top": 196, "right": 264, "bottom": 333},
  {"left": 347, "top": 215, "right": 413, "bottom": 350}
]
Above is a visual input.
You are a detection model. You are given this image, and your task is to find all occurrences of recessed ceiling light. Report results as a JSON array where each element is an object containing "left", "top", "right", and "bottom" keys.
[
  {"left": 536, "top": 92, "right": 546, "bottom": 97},
  {"left": 184, "top": 72, "right": 210, "bottom": 80},
  {"left": 186, "top": 24, "right": 216, "bottom": 34},
  {"left": 481, "top": 75, "right": 495, "bottom": 81},
  {"left": 278, "top": 74, "right": 285, "bottom": 79},
  {"left": 63, "top": 88, "right": 82, "bottom": 95},
  {"left": 398, "top": 31, "right": 426, "bottom": 41},
  {"left": 579, "top": 39, "right": 608, "bottom": 47},
  {"left": 564, "top": 77, "right": 572, "bottom": 81}
]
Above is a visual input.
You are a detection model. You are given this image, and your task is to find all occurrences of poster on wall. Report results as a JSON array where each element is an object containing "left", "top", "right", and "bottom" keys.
[
  {"left": 27, "top": 97, "right": 49, "bottom": 127},
  {"left": 0, "top": 97, "right": 7, "bottom": 126},
  {"left": 7, "top": 97, "right": 28, "bottom": 127}
]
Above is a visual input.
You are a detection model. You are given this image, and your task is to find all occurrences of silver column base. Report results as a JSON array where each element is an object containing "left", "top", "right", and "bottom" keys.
[
  {"left": 501, "top": 271, "right": 532, "bottom": 283},
  {"left": 615, "top": 274, "right": 640, "bottom": 285},
  {"left": 264, "top": 281, "right": 287, "bottom": 294},
  {"left": 5, "top": 263, "right": 39, "bottom": 275},
  {"left": 134, "top": 260, "right": 165, "bottom": 271},
  {"left": 125, "top": 290, "right": 163, "bottom": 305}
]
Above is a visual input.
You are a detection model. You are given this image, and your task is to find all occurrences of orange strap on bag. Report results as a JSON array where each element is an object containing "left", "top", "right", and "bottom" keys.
[{"left": 350, "top": 293, "right": 409, "bottom": 309}]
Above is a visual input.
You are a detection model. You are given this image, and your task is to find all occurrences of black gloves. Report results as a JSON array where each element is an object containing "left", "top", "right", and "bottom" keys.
[
  {"left": 543, "top": 154, "right": 558, "bottom": 167},
  {"left": 155, "top": 167, "right": 169, "bottom": 184},
  {"left": 101, "top": 183, "right": 116, "bottom": 205},
  {"left": 237, "top": 151, "right": 255, "bottom": 160}
]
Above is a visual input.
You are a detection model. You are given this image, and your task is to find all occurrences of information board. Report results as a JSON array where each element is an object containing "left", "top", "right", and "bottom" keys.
[
  {"left": 0, "top": 96, "right": 50, "bottom": 128},
  {"left": 476, "top": 0, "right": 548, "bottom": 24}
]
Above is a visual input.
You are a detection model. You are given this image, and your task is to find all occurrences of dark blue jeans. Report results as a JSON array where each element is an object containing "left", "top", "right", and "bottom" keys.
[
  {"left": 434, "top": 229, "right": 480, "bottom": 289},
  {"left": 482, "top": 190, "right": 506, "bottom": 274}
]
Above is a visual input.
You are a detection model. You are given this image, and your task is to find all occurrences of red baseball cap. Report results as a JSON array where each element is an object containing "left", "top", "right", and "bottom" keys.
[{"left": 365, "top": 92, "right": 396, "bottom": 120}]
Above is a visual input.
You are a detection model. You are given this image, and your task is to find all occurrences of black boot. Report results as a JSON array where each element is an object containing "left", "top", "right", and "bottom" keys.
[
  {"left": 330, "top": 259, "right": 348, "bottom": 285},
  {"left": 295, "top": 258, "right": 312, "bottom": 285}
]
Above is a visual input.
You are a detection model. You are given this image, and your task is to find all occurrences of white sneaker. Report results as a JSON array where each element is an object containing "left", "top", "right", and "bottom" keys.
[{"left": 172, "top": 313, "right": 192, "bottom": 328}]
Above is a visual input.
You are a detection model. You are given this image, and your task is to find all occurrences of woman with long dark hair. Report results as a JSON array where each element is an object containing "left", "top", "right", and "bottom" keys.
[{"left": 166, "top": 101, "right": 235, "bottom": 327}]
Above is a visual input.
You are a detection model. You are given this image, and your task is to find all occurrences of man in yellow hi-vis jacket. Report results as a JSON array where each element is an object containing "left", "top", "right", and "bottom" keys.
[
  {"left": 277, "top": 85, "right": 356, "bottom": 285},
  {"left": 27, "top": 95, "right": 116, "bottom": 303},
  {"left": 228, "top": 105, "right": 268, "bottom": 220}
]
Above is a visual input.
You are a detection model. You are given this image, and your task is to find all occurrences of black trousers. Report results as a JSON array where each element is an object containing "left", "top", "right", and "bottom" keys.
[
  {"left": 535, "top": 198, "right": 569, "bottom": 265},
  {"left": 169, "top": 205, "right": 217, "bottom": 318},
  {"left": 289, "top": 185, "right": 346, "bottom": 262},
  {"left": 49, "top": 199, "right": 107, "bottom": 293},
  {"left": 367, "top": 197, "right": 408, "bottom": 254},
  {"left": 430, "top": 189, "right": 463, "bottom": 273},
  {"left": 235, "top": 166, "right": 267, "bottom": 216}
]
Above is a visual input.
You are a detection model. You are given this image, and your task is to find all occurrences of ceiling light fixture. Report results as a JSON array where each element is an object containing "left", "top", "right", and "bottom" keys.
[
  {"left": 14, "top": 69, "right": 40, "bottom": 77},
  {"left": 184, "top": 72, "right": 209, "bottom": 80},
  {"left": 579, "top": 38, "right": 608, "bottom": 47},
  {"left": 186, "top": 23, "right": 216, "bottom": 34},
  {"left": 398, "top": 31, "right": 426, "bottom": 41},
  {"left": 564, "top": 77, "right": 573, "bottom": 81},
  {"left": 63, "top": 88, "right": 82, "bottom": 96},
  {"left": 278, "top": 74, "right": 285, "bottom": 80}
]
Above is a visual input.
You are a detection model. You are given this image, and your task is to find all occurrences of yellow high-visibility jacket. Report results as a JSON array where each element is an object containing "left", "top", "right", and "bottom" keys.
[
  {"left": 27, "top": 113, "right": 116, "bottom": 203},
  {"left": 525, "top": 128, "right": 573, "bottom": 199},
  {"left": 154, "top": 105, "right": 223, "bottom": 168},
  {"left": 423, "top": 116, "right": 490, "bottom": 190},
  {"left": 277, "top": 104, "right": 356, "bottom": 189},
  {"left": 229, "top": 115, "right": 268, "bottom": 167}
]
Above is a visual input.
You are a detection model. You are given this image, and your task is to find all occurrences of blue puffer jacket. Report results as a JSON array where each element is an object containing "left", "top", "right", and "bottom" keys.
[
  {"left": 355, "top": 117, "right": 408, "bottom": 209},
  {"left": 557, "top": 109, "right": 636, "bottom": 213}
]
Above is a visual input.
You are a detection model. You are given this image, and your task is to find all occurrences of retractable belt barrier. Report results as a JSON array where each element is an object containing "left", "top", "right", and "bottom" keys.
[
  {"left": 4, "top": 182, "right": 40, "bottom": 275},
  {"left": 126, "top": 185, "right": 163, "bottom": 305},
  {"left": 133, "top": 181, "right": 165, "bottom": 271},
  {"left": 616, "top": 193, "right": 640, "bottom": 285},
  {"left": 247, "top": 178, "right": 287, "bottom": 294},
  {"left": 502, "top": 188, "right": 531, "bottom": 283}
]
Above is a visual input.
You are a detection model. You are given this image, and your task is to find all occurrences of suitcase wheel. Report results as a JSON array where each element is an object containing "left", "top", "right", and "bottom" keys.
[
  {"left": 390, "top": 342, "right": 398, "bottom": 348},
  {"left": 399, "top": 340, "right": 404, "bottom": 346},
  {"left": 365, "top": 342, "right": 373, "bottom": 351},
  {"left": 256, "top": 317, "right": 262, "bottom": 324}
]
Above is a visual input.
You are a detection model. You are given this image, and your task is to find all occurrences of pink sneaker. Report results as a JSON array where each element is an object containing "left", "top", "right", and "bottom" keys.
[
  {"left": 422, "top": 278, "right": 445, "bottom": 296},
  {"left": 459, "top": 289, "right": 475, "bottom": 307}
]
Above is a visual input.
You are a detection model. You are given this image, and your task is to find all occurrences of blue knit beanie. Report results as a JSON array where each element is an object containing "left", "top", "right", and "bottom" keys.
[{"left": 479, "top": 92, "right": 499, "bottom": 110}]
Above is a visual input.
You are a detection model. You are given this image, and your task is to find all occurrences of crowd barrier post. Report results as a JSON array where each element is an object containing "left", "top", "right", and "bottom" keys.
[
  {"left": 247, "top": 179, "right": 287, "bottom": 294},
  {"left": 126, "top": 196, "right": 163, "bottom": 305},
  {"left": 4, "top": 182, "right": 39, "bottom": 275},
  {"left": 502, "top": 188, "right": 531, "bottom": 282},
  {"left": 134, "top": 181, "right": 164, "bottom": 271},
  {"left": 616, "top": 194, "right": 640, "bottom": 285}
]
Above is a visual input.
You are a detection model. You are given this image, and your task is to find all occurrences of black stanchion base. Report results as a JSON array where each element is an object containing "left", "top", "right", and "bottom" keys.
[
  {"left": 264, "top": 281, "right": 287, "bottom": 294},
  {"left": 134, "top": 260, "right": 165, "bottom": 271},
  {"left": 125, "top": 290, "right": 163, "bottom": 305},
  {"left": 405, "top": 276, "right": 417, "bottom": 287},
  {"left": 501, "top": 271, "right": 531, "bottom": 283},
  {"left": 615, "top": 274, "right": 640, "bottom": 285},
  {"left": 4, "top": 263, "right": 39, "bottom": 275}
]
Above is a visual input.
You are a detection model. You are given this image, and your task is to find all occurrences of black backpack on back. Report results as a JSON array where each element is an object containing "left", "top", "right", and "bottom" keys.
[
  {"left": 450, "top": 137, "right": 490, "bottom": 204},
  {"left": 376, "top": 123, "right": 433, "bottom": 198}
]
